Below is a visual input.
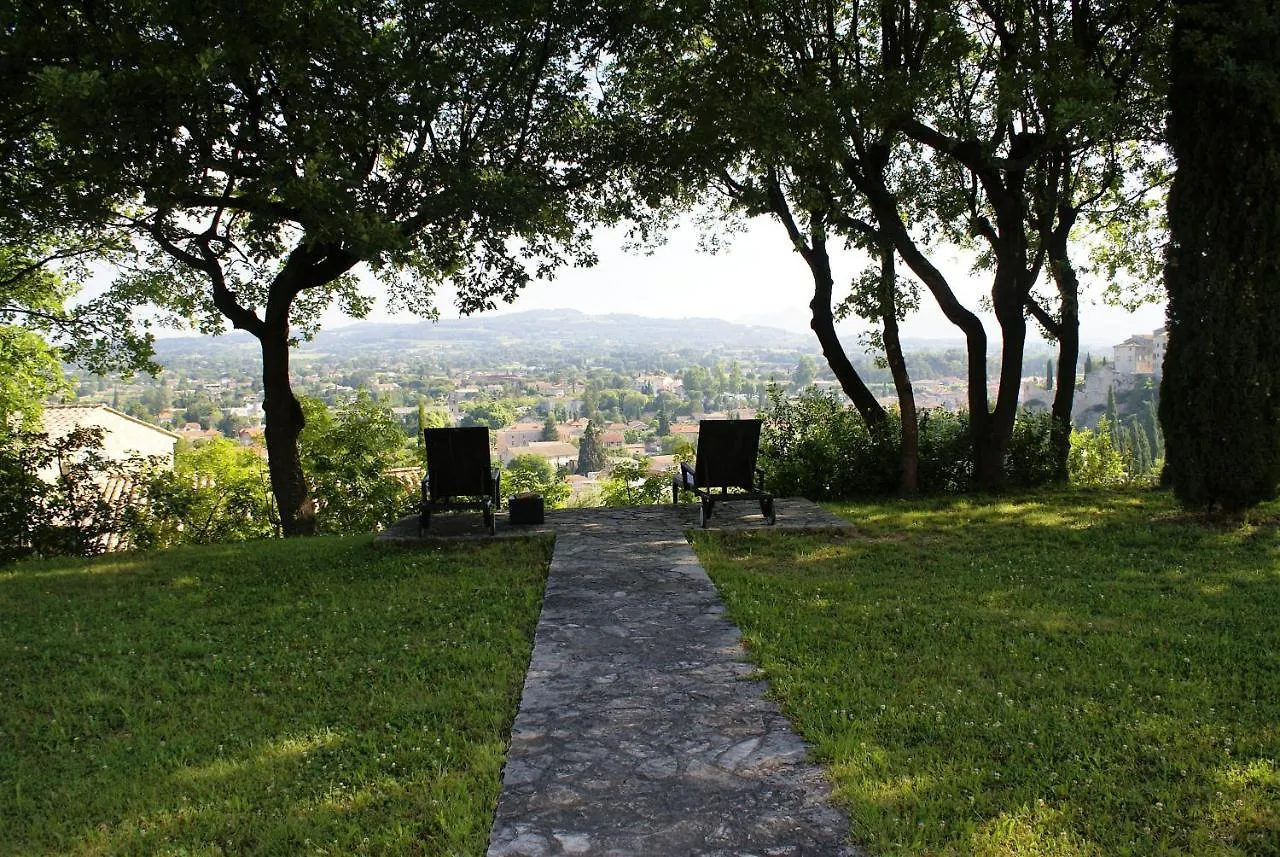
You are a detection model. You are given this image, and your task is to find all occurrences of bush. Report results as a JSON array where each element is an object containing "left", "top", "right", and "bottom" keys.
[
  {"left": 0, "top": 428, "right": 159, "bottom": 562},
  {"left": 1004, "top": 409, "right": 1059, "bottom": 488},
  {"left": 134, "top": 438, "right": 278, "bottom": 547},
  {"left": 759, "top": 389, "right": 1060, "bottom": 499},
  {"left": 758, "top": 386, "right": 898, "bottom": 500},
  {"left": 299, "top": 395, "right": 417, "bottom": 535},
  {"left": 504, "top": 454, "right": 571, "bottom": 509}
]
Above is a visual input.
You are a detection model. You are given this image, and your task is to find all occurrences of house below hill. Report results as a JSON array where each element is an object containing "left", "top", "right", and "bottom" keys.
[{"left": 40, "top": 404, "right": 179, "bottom": 482}]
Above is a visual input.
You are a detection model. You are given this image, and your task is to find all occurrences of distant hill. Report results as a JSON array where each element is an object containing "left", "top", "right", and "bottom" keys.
[{"left": 153, "top": 309, "right": 815, "bottom": 358}]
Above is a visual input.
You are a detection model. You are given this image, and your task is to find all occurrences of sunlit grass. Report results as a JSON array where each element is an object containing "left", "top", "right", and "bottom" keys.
[
  {"left": 0, "top": 535, "right": 552, "bottom": 856},
  {"left": 693, "top": 490, "right": 1280, "bottom": 856}
]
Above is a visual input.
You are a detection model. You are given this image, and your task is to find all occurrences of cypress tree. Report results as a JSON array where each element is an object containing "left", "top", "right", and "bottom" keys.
[
  {"left": 541, "top": 410, "right": 559, "bottom": 442},
  {"left": 1045, "top": 360, "right": 1055, "bottom": 391},
  {"left": 656, "top": 398, "right": 671, "bottom": 436},
  {"left": 1162, "top": 0, "right": 1280, "bottom": 510},
  {"left": 1084, "top": 353, "right": 1094, "bottom": 376},
  {"left": 1105, "top": 387, "right": 1120, "bottom": 442},
  {"left": 576, "top": 419, "right": 607, "bottom": 475}
]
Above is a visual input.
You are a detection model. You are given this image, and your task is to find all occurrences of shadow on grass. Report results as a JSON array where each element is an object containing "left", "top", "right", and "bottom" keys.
[
  {"left": 693, "top": 490, "right": 1280, "bottom": 856},
  {"left": 0, "top": 534, "right": 553, "bottom": 856}
]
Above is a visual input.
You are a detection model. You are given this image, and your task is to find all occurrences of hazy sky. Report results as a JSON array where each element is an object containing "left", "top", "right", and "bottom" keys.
[{"left": 333, "top": 217, "right": 1166, "bottom": 349}]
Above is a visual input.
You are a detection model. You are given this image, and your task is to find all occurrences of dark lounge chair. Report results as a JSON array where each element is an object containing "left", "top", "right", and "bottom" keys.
[
  {"left": 420, "top": 427, "right": 501, "bottom": 535},
  {"left": 672, "top": 418, "right": 775, "bottom": 528}
]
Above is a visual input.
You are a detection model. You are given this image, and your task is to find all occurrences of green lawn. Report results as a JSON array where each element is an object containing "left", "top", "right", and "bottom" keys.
[
  {"left": 693, "top": 491, "right": 1280, "bottom": 857},
  {"left": 0, "top": 534, "right": 551, "bottom": 857}
]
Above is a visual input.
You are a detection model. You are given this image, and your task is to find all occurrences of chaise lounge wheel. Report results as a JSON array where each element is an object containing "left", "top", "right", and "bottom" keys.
[{"left": 762, "top": 497, "right": 776, "bottom": 526}]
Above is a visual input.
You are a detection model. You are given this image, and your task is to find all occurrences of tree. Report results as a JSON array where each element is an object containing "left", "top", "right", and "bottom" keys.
[
  {"left": 656, "top": 398, "right": 671, "bottom": 437},
  {"left": 1046, "top": 360, "right": 1055, "bottom": 391},
  {"left": 610, "top": 0, "right": 1166, "bottom": 491},
  {"left": 461, "top": 399, "right": 516, "bottom": 430},
  {"left": 0, "top": 326, "right": 67, "bottom": 439},
  {"left": 10, "top": 0, "right": 616, "bottom": 535},
  {"left": 541, "top": 411, "right": 560, "bottom": 442},
  {"left": 504, "top": 454, "right": 571, "bottom": 509},
  {"left": 792, "top": 355, "right": 818, "bottom": 391},
  {"left": 1162, "top": 0, "right": 1280, "bottom": 510},
  {"left": 601, "top": 457, "right": 669, "bottom": 506},
  {"left": 577, "top": 419, "right": 608, "bottom": 475},
  {"left": 298, "top": 395, "right": 415, "bottom": 535}
]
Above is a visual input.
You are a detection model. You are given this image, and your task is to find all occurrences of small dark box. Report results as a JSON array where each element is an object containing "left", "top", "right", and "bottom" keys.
[{"left": 508, "top": 492, "right": 544, "bottom": 525}]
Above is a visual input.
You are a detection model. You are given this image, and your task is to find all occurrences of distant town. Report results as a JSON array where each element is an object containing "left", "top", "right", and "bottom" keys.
[{"left": 47, "top": 310, "right": 1166, "bottom": 500}]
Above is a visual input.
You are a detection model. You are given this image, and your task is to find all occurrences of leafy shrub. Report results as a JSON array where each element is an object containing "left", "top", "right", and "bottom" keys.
[
  {"left": 759, "top": 389, "right": 1060, "bottom": 499},
  {"left": 758, "top": 386, "right": 898, "bottom": 500},
  {"left": 0, "top": 428, "right": 158, "bottom": 562},
  {"left": 1004, "top": 408, "right": 1060, "bottom": 488},
  {"left": 1069, "top": 417, "right": 1130, "bottom": 488},
  {"left": 601, "top": 457, "right": 671, "bottom": 506},
  {"left": 914, "top": 408, "right": 973, "bottom": 493},
  {"left": 504, "top": 454, "right": 571, "bottom": 508},
  {"left": 134, "top": 438, "right": 278, "bottom": 547},
  {"left": 299, "top": 395, "right": 417, "bottom": 535}
]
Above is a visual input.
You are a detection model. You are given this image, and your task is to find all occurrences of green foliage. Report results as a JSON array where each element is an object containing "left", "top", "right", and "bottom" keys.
[
  {"left": 0, "top": 428, "right": 159, "bottom": 562},
  {"left": 1163, "top": 0, "right": 1280, "bottom": 511},
  {"left": 576, "top": 419, "right": 608, "bottom": 475},
  {"left": 601, "top": 457, "right": 669, "bottom": 506},
  {"left": 1068, "top": 418, "right": 1129, "bottom": 488},
  {"left": 460, "top": 399, "right": 516, "bottom": 430},
  {"left": 1003, "top": 410, "right": 1060, "bottom": 490},
  {"left": 136, "top": 438, "right": 277, "bottom": 547},
  {"left": 760, "top": 387, "right": 1066, "bottom": 498},
  {"left": 0, "top": 325, "right": 67, "bottom": 437},
  {"left": 299, "top": 396, "right": 415, "bottom": 535},
  {"left": 693, "top": 492, "right": 1280, "bottom": 855},
  {"left": 503, "top": 454, "right": 570, "bottom": 509},
  {"left": 0, "top": 534, "right": 550, "bottom": 855}
]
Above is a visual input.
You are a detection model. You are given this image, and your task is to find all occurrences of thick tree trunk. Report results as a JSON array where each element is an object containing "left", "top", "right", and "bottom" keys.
[
  {"left": 1162, "top": 0, "right": 1280, "bottom": 510},
  {"left": 260, "top": 328, "right": 315, "bottom": 536},
  {"left": 878, "top": 240, "right": 918, "bottom": 494}
]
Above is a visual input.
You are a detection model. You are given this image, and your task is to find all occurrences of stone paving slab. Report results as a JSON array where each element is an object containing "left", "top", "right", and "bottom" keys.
[
  {"left": 485, "top": 506, "right": 858, "bottom": 857},
  {"left": 374, "top": 498, "right": 855, "bottom": 546}
]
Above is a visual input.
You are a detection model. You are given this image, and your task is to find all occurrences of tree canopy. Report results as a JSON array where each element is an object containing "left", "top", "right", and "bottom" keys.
[{"left": 6, "top": 0, "right": 623, "bottom": 534}]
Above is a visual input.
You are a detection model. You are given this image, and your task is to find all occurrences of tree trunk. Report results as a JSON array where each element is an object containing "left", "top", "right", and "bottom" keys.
[
  {"left": 878, "top": 238, "right": 918, "bottom": 494},
  {"left": 861, "top": 175, "right": 989, "bottom": 483},
  {"left": 1045, "top": 217, "right": 1080, "bottom": 484},
  {"left": 260, "top": 328, "right": 315, "bottom": 536},
  {"left": 805, "top": 239, "right": 887, "bottom": 427},
  {"left": 1162, "top": 0, "right": 1280, "bottom": 510}
]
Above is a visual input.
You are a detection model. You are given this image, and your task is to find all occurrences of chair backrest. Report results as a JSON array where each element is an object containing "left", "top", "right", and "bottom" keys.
[
  {"left": 693, "top": 419, "right": 762, "bottom": 490},
  {"left": 423, "top": 427, "right": 493, "bottom": 499}
]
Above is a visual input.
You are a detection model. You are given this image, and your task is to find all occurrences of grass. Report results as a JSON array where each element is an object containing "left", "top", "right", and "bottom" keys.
[
  {"left": 0, "top": 534, "right": 552, "bottom": 857},
  {"left": 692, "top": 490, "right": 1280, "bottom": 856}
]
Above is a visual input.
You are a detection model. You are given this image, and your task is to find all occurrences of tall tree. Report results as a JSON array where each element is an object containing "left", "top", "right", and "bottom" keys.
[
  {"left": 1162, "top": 0, "right": 1280, "bottom": 510},
  {"left": 610, "top": 0, "right": 1165, "bottom": 491},
  {"left": 9, "top": 0, "right": 614, "bottom": 535},
  {"left": 577, "top": 419, "right": 608, "bottom": 474}
]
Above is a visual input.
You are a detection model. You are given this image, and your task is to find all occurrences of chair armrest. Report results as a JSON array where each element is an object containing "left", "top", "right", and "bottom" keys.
[{"left": 679, "top": 461, "right": 696, "bottom": 488}]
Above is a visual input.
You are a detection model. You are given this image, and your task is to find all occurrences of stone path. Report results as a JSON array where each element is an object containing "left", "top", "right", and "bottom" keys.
[{"left": 483, "top": 503, "right": 859, "bottom": 857}]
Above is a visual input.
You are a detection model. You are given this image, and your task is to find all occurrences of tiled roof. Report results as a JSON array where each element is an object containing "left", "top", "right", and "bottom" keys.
[{"left": 42, "top": 403, "right": 180, "bottom": 440}]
